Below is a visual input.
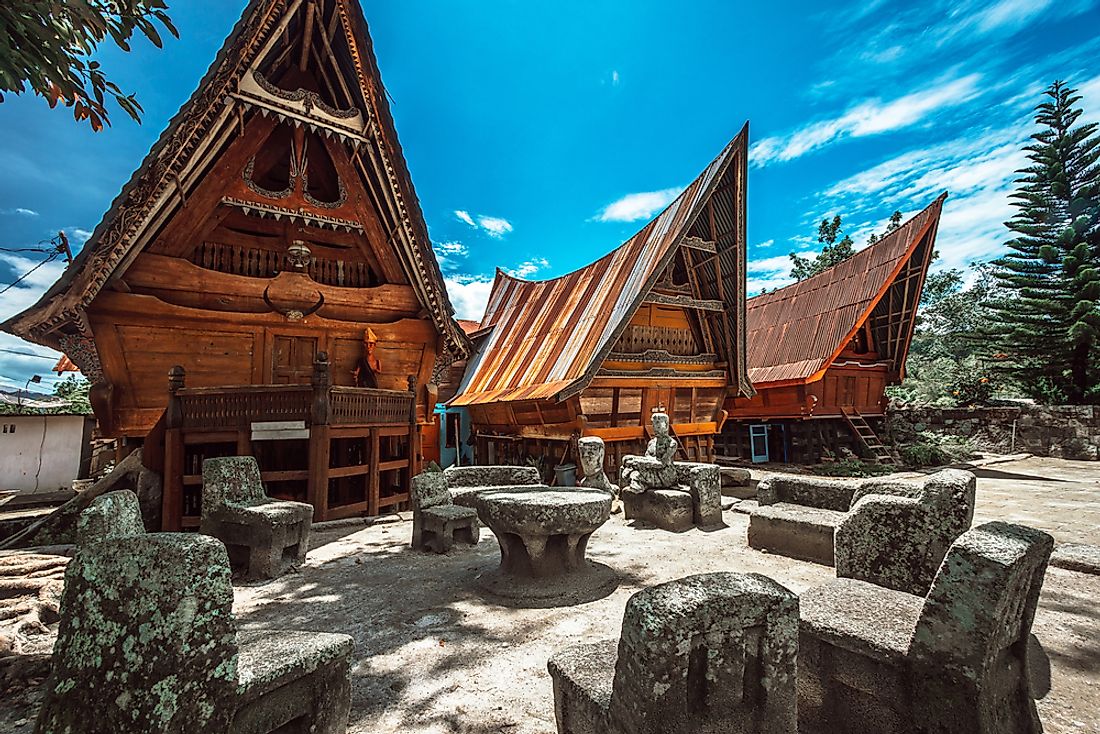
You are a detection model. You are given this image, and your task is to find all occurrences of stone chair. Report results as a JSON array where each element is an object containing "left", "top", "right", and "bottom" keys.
[
  {"left": 442, "top": 464, "right": 545, "bottom": 507},
  {"left": 798, "top": 521, "right": 1054, "bottom": 734},
  {"left": 201, "top": 456, "right": 313, "bottom": 581},
  {"left": 410, "top": 470, "right": 479, "bottom": 553},
  {"left": 749, "top": 469, "right": 975, "bottom": 571},
  {"left": 74, "top": 489, "right": 146, "bottom": 545},
  {"left": 35, "top": 533, "right": 353, "bottom": 734},
  {"left": 618, "top": 457, "right": 723, "bottom": 531},
  {"left": 548, "top": 572, "right": 798, "bottom": 734}
]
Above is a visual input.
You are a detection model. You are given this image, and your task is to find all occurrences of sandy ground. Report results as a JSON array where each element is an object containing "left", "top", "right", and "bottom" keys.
[
  {"left": 230, "top": 501, "right": 1100, "bottom": 734},
  {"left": 1, "top": 456, "right": 1097, "bottom": 732}
]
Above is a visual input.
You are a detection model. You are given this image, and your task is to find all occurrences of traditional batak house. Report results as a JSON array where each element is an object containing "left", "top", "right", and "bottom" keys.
[
  {"left": 449, "top": 127, "right": 754, "bottom": 476},
  {"left": 3, "top": 0, "right": 468, "bottom": 528},
  {"left": 719, "top": 194, "right": 947, "bottom": 464}
]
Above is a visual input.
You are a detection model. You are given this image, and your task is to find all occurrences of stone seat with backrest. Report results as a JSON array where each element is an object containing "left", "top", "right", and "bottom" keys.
[
  {"left": 548, "top": 572, "right": 798, "bottom": 734},
  {"left": 443, "top": 464, "right": 545, "bottom": 507},
  {"left": 201, "top": 456, "right": 313, "bottom": 580},
  {"left": 798, "top": 521, "right": 1054, "bottom": 734},
  {"left": 618, "top": 457, "right": 723, "bottom": 531},
  {"left": 35, "top": 533, "right": 352, "bottom": 734},
  {"left": 411, "top": 469, "right": 479, "bottom": 553},
  {"left": 748, "top": 469, "right": 975, "bottom": 573}
]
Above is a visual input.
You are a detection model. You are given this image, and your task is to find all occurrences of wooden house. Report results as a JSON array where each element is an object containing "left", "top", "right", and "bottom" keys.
[
  {"left": 720, "top": 194, "right": 946, "bottom": 463},
  {"left": 2, "top": 0, "right": 468, "bottom": 528},
  {"left": 449, "top": 128, "right": 754, "bottom": 474}
]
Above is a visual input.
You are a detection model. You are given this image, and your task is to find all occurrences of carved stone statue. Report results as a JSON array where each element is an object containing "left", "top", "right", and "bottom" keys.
[
  {"left": 578, "top": 436, "right": 618, "bottom": 495},
  {"left": 624, "top": 412, "right": 680, "bottom": 492}
]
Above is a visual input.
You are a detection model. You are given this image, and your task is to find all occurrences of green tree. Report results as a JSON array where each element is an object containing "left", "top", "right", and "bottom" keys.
[
  {"left": 984, "top": 81, "right": 1100, "bottom": 404},
  {"left": 52, "top": 374, "right": 91, "bottom": 414},
  {"left": 867, "top": 210, "right": 903, "bottom": 245},
  {"left": 790, "top": 215, "right": 855, "bottom": 280},
  {"left": 0, "top": 1, "right": 178, "bottom": 130}
]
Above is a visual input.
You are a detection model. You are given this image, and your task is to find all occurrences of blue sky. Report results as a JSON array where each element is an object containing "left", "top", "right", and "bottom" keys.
[{"left": 1, "top": 0, "right": 1099, "bottom": 391}]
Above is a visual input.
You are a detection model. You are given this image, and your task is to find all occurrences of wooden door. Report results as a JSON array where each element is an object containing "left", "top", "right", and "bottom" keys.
[{"left": 271, "top": 335, "right": 317, "bottom": 384}]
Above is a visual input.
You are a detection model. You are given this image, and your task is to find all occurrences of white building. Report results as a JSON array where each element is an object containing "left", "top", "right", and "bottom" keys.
[{"left": 0, "top": 414, "right": 95, "bottom": 494}]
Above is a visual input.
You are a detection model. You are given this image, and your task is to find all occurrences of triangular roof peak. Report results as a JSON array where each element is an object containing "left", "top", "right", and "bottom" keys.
[
  {"left": 745, "top": 193, "right": 947, "bottom": 386},
  {"left": 451, "top": 125, "right": 751, "bottom": 406},
  {"left": 4, "top": 0, "right": 467, "bottom": 358}
]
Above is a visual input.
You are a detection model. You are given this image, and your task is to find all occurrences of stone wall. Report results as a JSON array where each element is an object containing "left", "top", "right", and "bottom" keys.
[{"left": 889, "top": 404, "right": 1100, "bottom": 460}]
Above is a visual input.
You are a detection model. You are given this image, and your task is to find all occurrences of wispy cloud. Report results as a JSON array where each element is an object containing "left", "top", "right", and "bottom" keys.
[
  {"left": 1, "top": 208, "right": 39, "bottom": 217},
  {"left": 611, "top": 70, "right": 620, "bottom": 86},
  {"left": 753, "top": 239, "right": 775, "bottom": 250},
  {"left": 455, "top": 210, "right": 513, "bottom": 238},
  {"left": 476, "top": 215, "right": 513, "bottom": 238},
  {"left": 0, "top": 252, "right": 67, "bottom": 386},
  {"left": 596, "top": 187, "right": 682, "bottom": 222},
  {"left": 506, "top": 257, "right": 550, "bottom": 279},
  {"left": 434, "top": 240, "right": 469, "bottom": 258},
  {"left": 752, "top": 74, "right": 983, "bottom": 167}
]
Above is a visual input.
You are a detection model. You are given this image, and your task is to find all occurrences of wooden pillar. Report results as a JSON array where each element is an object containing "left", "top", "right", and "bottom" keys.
[
  {"left": 162, "top": 366, "right": 185, "bottom": 532},
  {"left": 407, "top": 374, "right": 420, "bottom": 477},
  {"left": 368, "top": 428, "right": 380, "bottom": 516},
  {"left": 308, "top": 352, "right": 332, "bottom": 520}
]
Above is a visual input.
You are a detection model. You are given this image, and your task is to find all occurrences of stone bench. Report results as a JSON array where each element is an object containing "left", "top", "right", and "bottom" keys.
[
  {"left": 619, "top": 458, "right": 722, "bottom": 532},
  {"left": 442, "top": 465, "right": 545, "bottom": 507},
  {"left": 748, "top": 469, "right": 975, "bottom": 576},
  {"left": 548, "top": 572, "right": 798, "bottom": 733},
  {"left": 202, "top": 456, "right": 313, "bottom": 580},
  {"left": 798, "top": 521, "right": 1053, "bottom": 734},
  {"left": 36, "top": 533, "right": 352, "bottom": 734}
]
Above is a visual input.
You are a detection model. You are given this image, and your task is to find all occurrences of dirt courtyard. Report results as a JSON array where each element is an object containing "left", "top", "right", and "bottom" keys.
[{"left": 230, "top": 460, "right": 1100, "bottom": 734}]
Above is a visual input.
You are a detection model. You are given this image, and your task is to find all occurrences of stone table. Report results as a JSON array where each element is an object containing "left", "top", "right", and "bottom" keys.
[{"left": 475, "top": 488, "right": 615, "bottom": 604}]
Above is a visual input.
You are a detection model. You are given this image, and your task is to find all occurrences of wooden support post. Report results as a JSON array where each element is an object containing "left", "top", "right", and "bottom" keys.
[
  {"left": 162, "top": 366, "right": 186, "bottom": 532},
  {"left": 368, "top": 428, "right": 380, "bottom": 516},
  {"left": 407, "top": 374, "right": 420, "bottom": 478},
  {"left": 309, "top": 352, "right": 332, "bottom": 520}
]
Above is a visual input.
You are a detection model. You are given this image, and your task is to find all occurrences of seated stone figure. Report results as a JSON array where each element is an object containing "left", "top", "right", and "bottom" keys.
[
  {"left": 35, "top": 533, "right": 353, "bottom": 734},
  {"left": 618, "top": 412, "right": 722, "bottom": 531},
  {"left": 577, "top": 436, "right": 617, "bottom": 495},
  {"left": 201, "top": 456, "right": 313, "bottom": 581},
  {"left": 798, "top": 521, "right": 1053, "bottom": 734},
  {"left": 548, "top": 572, "right": 798, "bottom": 734},
  {"left": 411, "top": 468, "right": 480, "bottom": 553}
]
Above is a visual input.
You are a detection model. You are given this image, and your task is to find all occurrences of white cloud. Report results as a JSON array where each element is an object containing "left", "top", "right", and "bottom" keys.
[
  {"left": 454, "top": 210, "right": 513, "bottom": 238},
  {"left": 596, "top": 187, "right": 683, "bottom": 222},
  {"left": 445, "top": 274, "right": 495, "bottom": 321},
  {"left": 434, "top": 240, "right": 468, "bottom": 258},
  {"left": 753, "top": 239, "right": 775, "bottom": 249},
  {"left": 612, "top": 70, "right": 620, "bottom": 86},
  {"left": 0, "top": 252, "right": 67, "bottom": 387},
  {"left": 751, "top": 74, "right": 983, "bottom": 166},
  {"left": 476, "top": 215, "right": 513, "bottom": 238},
  {"left": 1, "top": 208, "right": 39, "bottom": 217},
  {"left": 506, "top": 257, "right": 550, "bottom": 279}
]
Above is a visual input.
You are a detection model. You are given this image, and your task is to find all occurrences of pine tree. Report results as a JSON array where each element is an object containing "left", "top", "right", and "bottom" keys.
[{"left": 986, "top": 81, "right": 1100, "bottom": 403}]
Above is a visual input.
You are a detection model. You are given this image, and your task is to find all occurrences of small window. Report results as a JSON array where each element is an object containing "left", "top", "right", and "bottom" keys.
[{"left": 445, "top": 412, "right": 460, "bottom": 449}]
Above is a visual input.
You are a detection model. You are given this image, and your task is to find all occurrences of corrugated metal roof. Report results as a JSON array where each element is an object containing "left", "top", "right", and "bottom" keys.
[
  {"left": 451, "top": 129, "right": 748, "bottom": 406},
  {"left": 745, "top": 194, "right": 946, "bottom": 386}
]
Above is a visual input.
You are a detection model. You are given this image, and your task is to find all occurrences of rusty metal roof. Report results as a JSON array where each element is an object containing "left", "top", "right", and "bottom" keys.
[
  {"left": 451, "top": 127, "right": 749, "bottom": 406},
  {"left": 745, "top": 194, "right": 946, "bottom": 386}
]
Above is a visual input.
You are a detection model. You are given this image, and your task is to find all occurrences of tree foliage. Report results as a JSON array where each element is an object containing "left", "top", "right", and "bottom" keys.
[
  {"left": 790, "top": 215, "right": 855, "bottom": 281},
  {"left": 53, "top": 374, "right": 92, "bottom": 414},
  {"left": 982, "top": 81, "right": 1100, "bottom": 404},
  {"left": 789, "top": 210, "right": 902, "bottom": 281},
  {"left": 0, "top": 1, "right": 178, "bottom": 130}
]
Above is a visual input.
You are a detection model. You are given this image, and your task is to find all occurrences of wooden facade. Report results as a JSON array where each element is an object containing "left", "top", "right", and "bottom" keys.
[
  {"left": 721, "top": 196, "right": 946, "bottom": 463},
  {"left": 3, "top": 0, "right": 468, "bottom": 526},
  {"left": 450, "top": 129, "right": 753, "bottom": 475}
]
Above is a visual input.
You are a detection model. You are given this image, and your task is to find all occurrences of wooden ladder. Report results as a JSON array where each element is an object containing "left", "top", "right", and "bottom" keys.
[{"left": 841, "top": 408, "right": 900, "bottom": 465}]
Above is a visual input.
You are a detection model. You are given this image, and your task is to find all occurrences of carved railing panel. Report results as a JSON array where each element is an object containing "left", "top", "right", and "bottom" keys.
[
  {"left": 177, "top": 385, "right": 411, "bottom": 429},
  {"left": 330, "top": 386, "right": 411, "bottom": 426},
  {"left": 616, "top": 325, "right": 698, "bottom": 356}
]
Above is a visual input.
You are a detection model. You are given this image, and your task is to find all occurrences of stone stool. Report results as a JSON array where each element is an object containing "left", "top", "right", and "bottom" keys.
[{"left": 411, "top": 470, "right": 479, "bottom": 553}]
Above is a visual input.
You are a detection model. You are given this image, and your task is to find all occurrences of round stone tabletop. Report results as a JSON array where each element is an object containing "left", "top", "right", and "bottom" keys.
[{"left": 476, "top": 489, "right": 612, "bottom": 537}]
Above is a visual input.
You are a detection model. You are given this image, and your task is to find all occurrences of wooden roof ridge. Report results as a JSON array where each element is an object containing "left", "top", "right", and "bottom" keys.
[
  {"left": 744, "top": 192, "right": 948, "bottom": 387},
  {"left": 451, "top": 124, "right": 749, "bottom": 407},
  {"left": 2, "top": 0, "right": 468, "bottom": 359}
]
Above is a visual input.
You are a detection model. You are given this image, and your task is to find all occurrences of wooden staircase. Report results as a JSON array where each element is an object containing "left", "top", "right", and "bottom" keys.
[{"left": 841, "top": 408, "right": 900, "bottom": 465}]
